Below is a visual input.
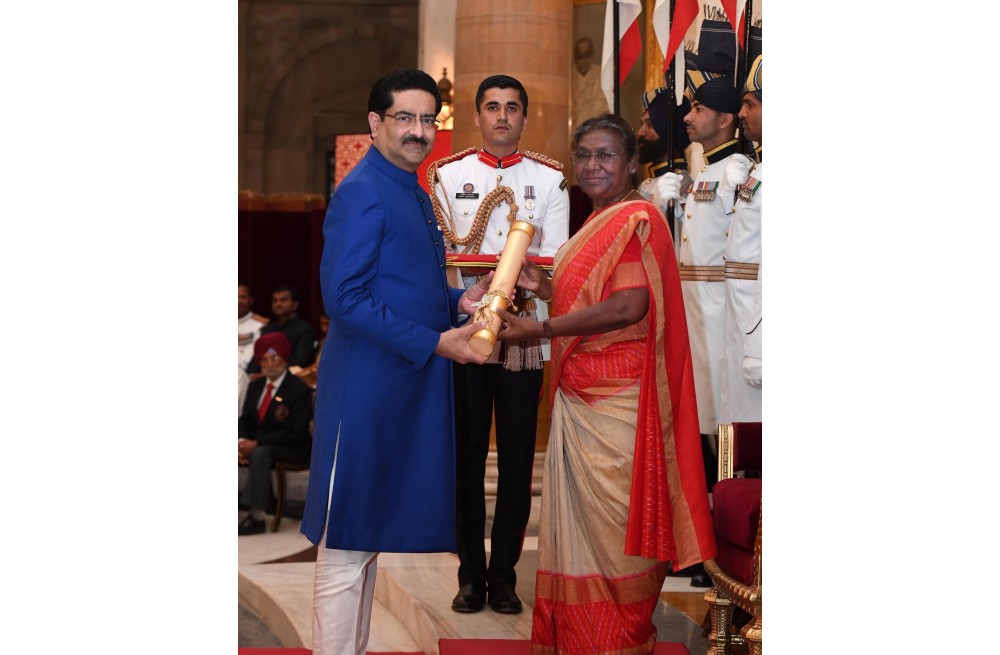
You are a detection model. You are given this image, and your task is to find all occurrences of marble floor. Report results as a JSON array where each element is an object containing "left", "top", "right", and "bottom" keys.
[{"left": 238, "top": 468, "right": 712, "bottom": 654}]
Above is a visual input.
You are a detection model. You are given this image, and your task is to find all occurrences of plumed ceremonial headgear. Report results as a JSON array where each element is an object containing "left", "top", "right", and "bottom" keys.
[
  {"left": 744, "top": 55, "right": 762, "bottom": 101},
  {"left": 254, "top": 332, "right": 292, "bottom": 363},
  {"left": 642, "top": 87, "right": 692, "bottom": 151},
  {"left": 692, "top": 75, "right": 741, "bottom": 115}
]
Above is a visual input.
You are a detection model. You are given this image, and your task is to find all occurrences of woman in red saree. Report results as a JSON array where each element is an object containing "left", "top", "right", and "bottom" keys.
[{"left": 499, "top": 114, "right": 716, "bottom": 654}]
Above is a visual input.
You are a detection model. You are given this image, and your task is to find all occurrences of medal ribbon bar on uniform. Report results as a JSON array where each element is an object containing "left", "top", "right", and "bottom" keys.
[
  {"left": 737, "top": 177, "right": 761, "bottom": 202},
  {"left": 523, "top": 185, "right": 536, "bottom": 209},
  {"left": 694, "top": 180, "right": 719, "bottom": 202}
]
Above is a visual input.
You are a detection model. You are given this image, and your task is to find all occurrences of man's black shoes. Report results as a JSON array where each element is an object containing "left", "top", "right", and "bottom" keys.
[
  {"left": 690, "top": 570, "right": 713, "bottom": 588},
  {"left": 238, "top": 514, "right": 266, "bottom": 536},
  {"left": 451, "top": 583, "right": 487, "bottom": 613},
  {"left": 668, "top": 562, "right": 713, "bottom": 588},
  {"left": 451, "top": 582, "right": 523, "bottom": 614},
  {"left": 487, "top": 583, "right": 523, "bottom": 614}
]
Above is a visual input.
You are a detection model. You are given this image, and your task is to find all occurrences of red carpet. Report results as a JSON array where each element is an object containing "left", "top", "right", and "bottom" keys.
[
  {"left": 440, "top": 640, "right": 689, "bottom": 654},
  {"left": 239, "top": 642, "right": 690, "bottom": 654}
]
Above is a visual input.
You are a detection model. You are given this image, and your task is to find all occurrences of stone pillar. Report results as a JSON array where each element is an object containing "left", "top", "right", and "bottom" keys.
[
  {"left": 418, "top": 0, "right": 456, "bottom": 83},
  {"left": 450, "top": 2, "right": 569, "bottom": 467},
  {"left": 452, "top": 0, "right": 573, "bottom": 166}
]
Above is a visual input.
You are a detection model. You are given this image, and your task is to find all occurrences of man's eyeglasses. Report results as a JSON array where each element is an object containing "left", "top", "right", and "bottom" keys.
[
  {"left": 572, "top": 151, "right": 619, "bottom": 165},
  {"left": 382, "top": 112, "right": 441, "bottom": 130}
]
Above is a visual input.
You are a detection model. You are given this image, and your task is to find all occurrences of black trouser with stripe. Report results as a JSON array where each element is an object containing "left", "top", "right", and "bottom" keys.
[{"left": 453, "top": 362, "right": 543, "bottom": 590}]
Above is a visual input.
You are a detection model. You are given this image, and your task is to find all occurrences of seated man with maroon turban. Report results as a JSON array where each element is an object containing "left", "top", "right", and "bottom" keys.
[{"left": 238, "top": 332, "right": 314, "bottom": 536}]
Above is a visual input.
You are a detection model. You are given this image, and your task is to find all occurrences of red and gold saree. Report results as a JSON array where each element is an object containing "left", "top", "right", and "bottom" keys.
[{"left": 531, "top": 199, "right": 716, "bottom": 654}]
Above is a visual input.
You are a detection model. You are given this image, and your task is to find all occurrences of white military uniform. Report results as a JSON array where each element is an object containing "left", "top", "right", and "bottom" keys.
[
  {"left": 677, "top": 139, "right": 741, "bottom": 434},
  {"left": 238, "top": 311, "right": 267, "bottom": 371},
  {"left": 720, "top": 158, "right": 762, "bottom": 422},
  {"left": 431, "top": 148, "right": 569, "bottom": 362}
]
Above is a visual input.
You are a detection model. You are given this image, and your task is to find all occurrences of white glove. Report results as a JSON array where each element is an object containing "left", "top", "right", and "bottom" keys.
[
  {"left": 742, "top": 356, "right": 762, "bottom": 389},
  {"left": 653, "top": 172, "right": 683, "bottom": 203},
  {"left": 719, "top": 155, "right": 754, "bottom": 197}
]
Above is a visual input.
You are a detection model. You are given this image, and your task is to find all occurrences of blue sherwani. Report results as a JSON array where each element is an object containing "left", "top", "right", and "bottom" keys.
[{"left": 301, "top": 145, "right": 465, "bottom": 553}]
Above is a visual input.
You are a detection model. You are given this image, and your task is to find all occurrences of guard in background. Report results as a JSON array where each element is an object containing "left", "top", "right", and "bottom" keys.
[{"left": 720, "top": 55, "right": 763, "bottom": 425}]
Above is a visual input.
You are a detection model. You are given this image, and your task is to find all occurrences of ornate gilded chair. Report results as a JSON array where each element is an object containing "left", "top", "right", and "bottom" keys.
[{"left": 704, "top": 421, "right": 762, "bottom": 655}]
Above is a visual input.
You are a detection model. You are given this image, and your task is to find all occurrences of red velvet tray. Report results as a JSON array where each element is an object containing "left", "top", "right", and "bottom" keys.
[{"left": 445, "top": 254, "right": 554, "bottom": 272}]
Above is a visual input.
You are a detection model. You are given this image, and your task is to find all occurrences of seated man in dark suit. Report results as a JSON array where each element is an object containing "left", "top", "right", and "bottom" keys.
[
  {"left": 247, "top": 284, "right": 317, "bottom": 377},
  {"left": 239, "top": 332, "right": 314, "bottom": 535}
]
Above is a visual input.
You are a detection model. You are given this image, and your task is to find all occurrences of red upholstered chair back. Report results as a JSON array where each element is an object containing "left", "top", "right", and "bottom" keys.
[
  {"left": 731, "top": 421, "right": 762, "bottom": 475},
  {"left": 718, "top": 421, "right": 762, "bottom": 481},
  {"left": 705, "top": 422, "right": 763, "bottom": 653}
]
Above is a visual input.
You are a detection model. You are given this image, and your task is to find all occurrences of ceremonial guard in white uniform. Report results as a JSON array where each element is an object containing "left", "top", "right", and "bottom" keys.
[
  {"left": 432, "top": 146, "right": 569, "bottom": 349},
  {"left": 671, "top": 76, "right": 743, "bottom": 437},
  {"left": 721, "top": 56, "right": 763, "bottom": 423},
  {"left": 429, "top": 75, "right": 569, "bottom": 616}
]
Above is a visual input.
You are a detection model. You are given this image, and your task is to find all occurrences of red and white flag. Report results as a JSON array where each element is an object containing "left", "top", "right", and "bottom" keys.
[
  {"left": 657, "top": 0, "right": 699, "bottom": 104},
  {"left": 600, "top": 0, "right": 643, "bottom": 111},
  {"left": 720, "top": 0, "right": 740, "bottom": 34},
  {"left": 720, "top": 0, "right": 752, "bottom": 49},
  {"left": 652, "top": 0, "right": 680, "bottom": 105}
]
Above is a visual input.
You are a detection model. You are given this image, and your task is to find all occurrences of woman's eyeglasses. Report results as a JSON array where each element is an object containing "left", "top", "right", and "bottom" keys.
[{"left": 572, "top": 151, "right": 619, "bottom": 165}]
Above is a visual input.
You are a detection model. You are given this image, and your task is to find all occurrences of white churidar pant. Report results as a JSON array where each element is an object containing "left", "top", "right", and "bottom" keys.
[{"left": 311, "top": 423, "right": 379, "bottom": 655}]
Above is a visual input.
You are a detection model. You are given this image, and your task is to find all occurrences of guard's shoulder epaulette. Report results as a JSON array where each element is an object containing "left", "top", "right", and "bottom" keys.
[
  {"left": 434, "top": 147, "right": 479, "bottom": 168},
  {"left": 252, "top": 313, "right": 269, "bottom": 324},
  {"left": 521, "top": 150, "right": 564, "bottom": 171},
  {"left": 427, "top": 147, "right": 479, "bottom": 189}
]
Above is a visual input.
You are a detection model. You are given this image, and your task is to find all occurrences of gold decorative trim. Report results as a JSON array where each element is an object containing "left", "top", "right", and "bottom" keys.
[
  {"left": 702, "top": 139, "right": 740, "bottom": 160},
  {"left": 717, "top": 423, "right": 734, "bottom": 481},
  {"left": 679, "top": 265, "right": 726, "bottom": 282},
  {"left": 521, "top": 149, "right": 565, "bottom": 171},
  {"left": 724, "top": 262, "right": 760, "bottom": 280}
]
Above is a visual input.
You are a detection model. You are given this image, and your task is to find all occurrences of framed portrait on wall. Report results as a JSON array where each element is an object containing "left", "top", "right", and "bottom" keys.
[{"left": 572, "top": 0, "right": 650, "bottom": 133}]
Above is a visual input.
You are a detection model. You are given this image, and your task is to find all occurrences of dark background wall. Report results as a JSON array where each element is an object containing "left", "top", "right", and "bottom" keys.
[
  {"left": 239, "top": 209, "right": 325, "bottom": 328},
  {"left": 239, "top": 0, "right": 421, "bottom": 332},
  {"left": 239, "top": 0, "right": 420, "bottom": 196}
]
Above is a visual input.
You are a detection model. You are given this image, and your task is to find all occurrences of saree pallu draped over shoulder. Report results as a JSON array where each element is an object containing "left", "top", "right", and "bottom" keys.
[{"left": 532, "top": 200, "right": 716, "bottom": 655}]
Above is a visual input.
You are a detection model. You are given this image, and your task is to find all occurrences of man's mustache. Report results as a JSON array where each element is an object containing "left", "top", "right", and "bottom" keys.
[{"left": 402, "top": 135, "right": 428, "bottom": 146}]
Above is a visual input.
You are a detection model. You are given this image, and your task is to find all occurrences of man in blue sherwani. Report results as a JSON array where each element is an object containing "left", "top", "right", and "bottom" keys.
[{"left": 300, "top": 69, "right": 492, "bottom": 655}]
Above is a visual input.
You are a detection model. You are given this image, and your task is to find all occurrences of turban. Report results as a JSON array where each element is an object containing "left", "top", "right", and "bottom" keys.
[
  {"left": 744, "top": 55, "right": 762, "bottom": 101},
  {"left": 254, "top": 331, "right": 291, "bottom": 363},
  {"left": 642, "top": 88, "right": 692, "bottom": 152},
  {"left": 692, "top": 75, "right": 740, "bottom": 115},
  {"left": 684, "top": 69, "right": 722, "bottom": 100}
]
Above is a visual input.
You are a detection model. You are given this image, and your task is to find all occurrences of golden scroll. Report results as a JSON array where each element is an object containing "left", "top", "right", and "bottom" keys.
[{"left": 467, "top": 220, "right": 536, "bottom": 356}]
